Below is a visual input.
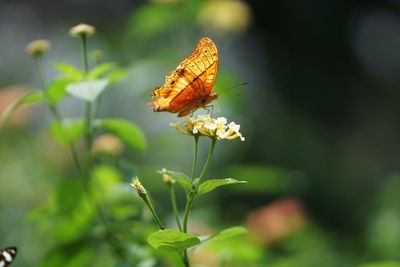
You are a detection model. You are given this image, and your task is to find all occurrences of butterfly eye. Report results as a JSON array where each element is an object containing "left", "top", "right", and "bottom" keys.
[{"left": 170, "top": 81, "right": 175, "bottom": 85}]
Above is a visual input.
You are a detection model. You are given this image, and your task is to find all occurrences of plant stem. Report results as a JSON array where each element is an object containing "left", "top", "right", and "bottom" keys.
[
  {"left": 70, "top": 143, "right": 82, "bottom": 172},
  {"left": 183, "top": 251, "right": 190, "bottom": 267},
  {"left": 191, "top": 135, "right": 199, "bottom": 179},
  {"left": 181, "top": 137, "right": 217, "bottom": 266},
  {"left": 79, "top": 34, "right": 125, "bottom": 260},
  {"left": 84, "top": 102, "right": 93, "bottom": 154},
  {"left": 143, "top": 195, "right": 165, "bottom": 230},
  {"left": 81, "top": 35, "right": 89, "bottom": 74},
  {"left": 80, "top": 34, "right": 93, "bottom": 172},
  {"left": 169, "top": 185, "right": 182, "bottom": 231},
  {"left": 198, "top": 138, "right": 217, "bottom": 181},
  {"left": 34, "top": 56, "right": 47, "bottom": 87},
  {"left": 33, "top": 55, "right": 83, "bottom": 172}
]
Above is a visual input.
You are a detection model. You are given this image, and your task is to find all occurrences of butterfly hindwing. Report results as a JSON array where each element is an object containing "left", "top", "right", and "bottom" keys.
[{"left": 0, "top": 247, "right": 17, "bottom": 267}]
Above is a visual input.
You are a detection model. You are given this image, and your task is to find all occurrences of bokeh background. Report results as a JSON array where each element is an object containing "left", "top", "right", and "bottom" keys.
[{"left": 1, "top": 0, "right": 400, "bottom": 266}]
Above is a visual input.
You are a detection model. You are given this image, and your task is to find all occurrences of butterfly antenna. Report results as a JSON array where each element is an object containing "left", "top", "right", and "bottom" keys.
[{"left": 217, "top": 81, "right": 248, "bottom": 96}]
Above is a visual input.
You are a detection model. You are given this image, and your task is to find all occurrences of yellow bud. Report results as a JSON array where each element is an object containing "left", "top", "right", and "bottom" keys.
[
  {"left": 131, "top": 177, "right": 147, "bottom": 198},
  {"left": 25, "top": 39, "right": 51, "bottom": 57},
  {"left": 91, "top": 49, "right": 104, "bottom": 63},
  {"left": 92, "top": 134, "right": 124, "bottom": 156},
  {"left": 163, "top": 173, "right": 175, "bottom": 186},
  {"left": 70, "top": 23, "right": 95, "bottom": 37}
]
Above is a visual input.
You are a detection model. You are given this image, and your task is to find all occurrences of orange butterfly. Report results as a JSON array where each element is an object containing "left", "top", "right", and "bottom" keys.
[{"left": 149, "top": 36, "right": 219, "bottom": 117}]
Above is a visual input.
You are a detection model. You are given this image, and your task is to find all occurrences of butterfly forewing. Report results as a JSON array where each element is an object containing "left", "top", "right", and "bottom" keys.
[
  {"left": 0, "top": 247, "right": 17, "bottom": 267},
  {"left": 149, "top": 36, "right": 219, "bottom": 117}
]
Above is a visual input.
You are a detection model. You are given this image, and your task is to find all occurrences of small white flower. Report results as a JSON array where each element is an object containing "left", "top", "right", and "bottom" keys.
[
  {"left": 70, "top": 23, "right": 95, "bottom": 37},
  {"left": 25, "top": 39, "right": 51, "bottom": 57},
  {"left": 171, "top": 114, "right": 245, "bottom": 141}
]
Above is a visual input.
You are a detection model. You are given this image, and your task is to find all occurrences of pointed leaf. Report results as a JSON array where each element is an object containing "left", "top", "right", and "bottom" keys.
[
  {"left": 157, "top": 169, "right": 192, "bottom": 192},
  {"left": 66, "top": 79, "right": 109, "bottom": 102},
  {"left": 87, "top": 62, "right": 115, "bottom": 79},
  {"left": 94, "top": 119, "right": 147, "bottom": 151},
  {"left": 49, "top": 119, "right": 85, "bottom": 146},
  {"left": 197, "top": 178, "right": 247, "bottom": 195},
  {"left": 45, "top": 78, "right": 70, "bottom": 103},
  {"left": 148, "top": 229, "right": 200, "bottom": 252},
  {"left": 203, "top": 226, "right": 247, "bottom": 244},
  {"left": 0, "top": 91, "right": 44, "bottom": 128},
  {"left": 51, "top": 62, "right": 84, "bottom": 81},
  {"left": 107, "top": 68, "right": 128, "bottom": 84}
]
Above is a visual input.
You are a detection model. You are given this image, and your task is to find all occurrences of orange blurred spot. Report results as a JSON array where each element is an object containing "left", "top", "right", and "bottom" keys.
[
  {"left": 245, "top": 197, "right": 307, "bottom": 244},
  {"left": 0, "top": 84, "right": 35, "bottom": 128}
]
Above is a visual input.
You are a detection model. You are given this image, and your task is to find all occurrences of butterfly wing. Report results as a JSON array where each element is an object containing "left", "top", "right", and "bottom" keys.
[
  {"left": 0, "top": 247, "right": 17, "bottom": 267},
  {"left": 150, "top": 37, "right": 219, "bottom": 116}
]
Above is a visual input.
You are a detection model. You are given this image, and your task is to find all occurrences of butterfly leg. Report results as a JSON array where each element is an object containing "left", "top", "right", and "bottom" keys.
[{"left": 204, "top": 105, "right": 214, "bottom": 117}]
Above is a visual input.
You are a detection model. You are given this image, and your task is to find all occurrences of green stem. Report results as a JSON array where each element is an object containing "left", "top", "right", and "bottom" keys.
[
  {"left": 183, "top": 251, "right": 190, "bottom": 267},
  {"left": 33, "top": 55, "right": 83, "bottom": 173},
  {"left": 169, "top": 185, "right": 182, "bottom": 231},
  {"left": 143, "top": 195, "right": 165, "bottom": 230},
  {"left": 84, "top": 102, "right": 93, "bottom": 153},
  {"left": 81, "top": 35, "right": 89, "bottom": 74},
  {"left": 34, "top": 56, "right": 47, "bottom": 88},
  {"left": 191, "top": 135, "right": 199, "bottom": 179},
  {"left": 198, "top": 138, "right": 217, "bottom": 181},
  {"left": 182, "top": 192, "right": 195, "bottom": 233},
  {"left": 181, "top": 138, "right": 217, "bottom": 266},
  {"left": 80, "top": 34, "right": 93, "bottom": 172},
  {"left": 70, "top": 144, "right": 82, "bottom": 172},
  {"left": 79, "top": 34, "right": 125, "bottom": 260}
]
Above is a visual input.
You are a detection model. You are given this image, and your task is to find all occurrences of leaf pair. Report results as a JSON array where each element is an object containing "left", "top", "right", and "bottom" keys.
[
  {"left": 147, "top": 226, "right": 247, "bottom": 252},
  {"left": 159, "top": 169, "right": 247, "bottom": 196},
  {"left": 52, "top": 62, "right": 126, "bottom": 103},
  {"left": 49, "top": 118, "right": 147, "bottom": 152}
]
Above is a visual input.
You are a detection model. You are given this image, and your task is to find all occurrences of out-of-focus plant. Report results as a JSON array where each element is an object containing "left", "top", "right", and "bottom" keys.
[
  {"left": 1, "top": 23, "right": 148, "bottom": 266},
  {"left": 131, "top": 114, "right": 248, "bottom": 266}
]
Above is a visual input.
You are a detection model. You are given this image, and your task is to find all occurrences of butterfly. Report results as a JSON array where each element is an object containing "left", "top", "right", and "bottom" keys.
[
  {"left": 149, "top": 36, "right": 219, "bottom": 117},
  {"left": 0, "top": 247, "right": 17, "bottom": 267}
]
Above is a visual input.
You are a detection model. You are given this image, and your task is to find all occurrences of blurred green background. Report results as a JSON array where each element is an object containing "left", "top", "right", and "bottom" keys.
[{"left": 1, "top": 0, "right": 400, "bottom": 266}]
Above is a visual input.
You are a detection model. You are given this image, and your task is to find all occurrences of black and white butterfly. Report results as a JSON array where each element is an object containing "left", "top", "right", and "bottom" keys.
[{"left": 0, "top": 247, "right": 17, "bottom": 267}]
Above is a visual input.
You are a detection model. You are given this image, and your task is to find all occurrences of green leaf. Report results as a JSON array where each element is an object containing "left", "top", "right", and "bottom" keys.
[
  {"left": 51, "top": 62, "right": 84, "bottom": 81},
  {"left": 49, "top": 119, "right": 85, "bottom": 146},
  {"left": 66, "top": 79, "right": 109, "bottom": 102},
  {"left": 107, "top": 68, "right": 128, "bottom": 84},
  {"left": 0, "top": 91, "right": 44, "bottom": 128},
  {"left": 91, "top": 165, "right": 123, "bottom": 202},
  {"left": 45, "top": 78, "right": 70, "bottom": 103},
  {"left": 158, "top": 169, "right": 192, "bottom": 192},
  {"left": 197, "top": 178, "right": 247, "bottom": 195},
  {"left": 87, "top": 62, "right": 115, "bottom": 79},
  {"left": 94, "top": 119, "right": 147, "bottom": 152},
  {"left": 147, "top": 229, "right": 200, "bottom": 252},
  {"left": 19, "top": 91, "right": 44, "bottom": 104},
  {"left": 203, "top": 226, "right": 247, "bottom": 244},
  {"left": 35, "top": 180, "right": 96, "bottom": 245}
]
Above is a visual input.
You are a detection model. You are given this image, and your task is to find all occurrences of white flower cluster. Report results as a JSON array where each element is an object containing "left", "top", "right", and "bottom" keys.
[{"left": 170, "top": 114, "right": 245, "bottom": 141}]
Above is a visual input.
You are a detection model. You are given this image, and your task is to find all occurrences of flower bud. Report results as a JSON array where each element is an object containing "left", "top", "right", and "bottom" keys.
[
  {"left": 91, "top": 49, "right": 104, "bottom": 63},
  {"left": 25, "top": 39, "right": 51, "bottom": 57},
  {"left": 70, "top": 23, "right": 95, "bottom": 37},
  {"left": 92, "top": 134, "right": 124, "bottom": 156},
  {"left": 131, "top": 177, "right": 147, "bottom": 198}
]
